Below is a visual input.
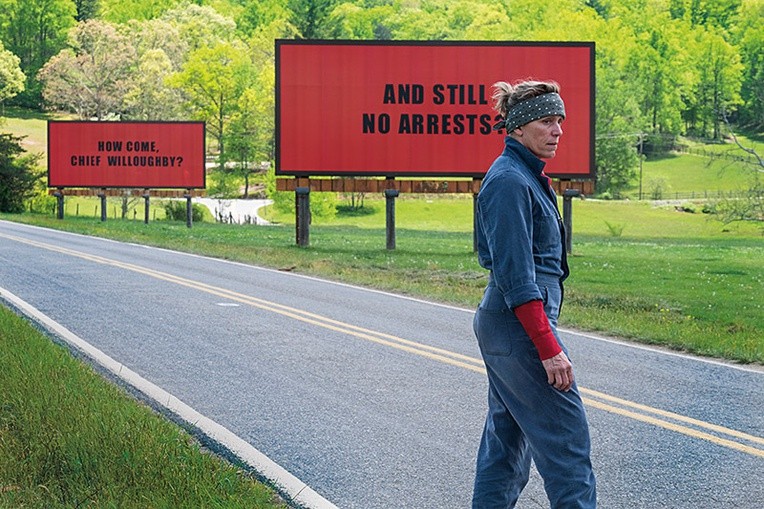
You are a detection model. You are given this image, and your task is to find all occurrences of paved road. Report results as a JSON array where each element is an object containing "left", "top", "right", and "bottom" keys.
[{"left": 1, "top": 220, "right": 762, "bottom": 508}]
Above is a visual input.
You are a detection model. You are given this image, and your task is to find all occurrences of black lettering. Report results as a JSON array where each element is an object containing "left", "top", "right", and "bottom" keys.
[
  {"left": 427, "top": 114, "right": 439, "bottom": 134},
  {"left": 397, "top": 84, "right": 410, "bottom": 104},
  {"left": 481, "top": 114, "right": 494, "bottom": 135},
  {"left": 362, "top": 113, "right": 390, "bottom": 134},
  {"left": 412, "top": 84, "right": 424, "bottom": 104},
  {"left": 383, "top": 84, "right": 395, "bottom": 104},
  {"left": 363, "top": 113, "right": 376, "bottom": 133},
  {"left": 441, "top": 114, "right": 451, "bottom": 135},
  {"left": 432, "top": 84, "right": 444, "bottom": 105},
  {"left": 70, "top": 155, "right": 101, "bottom": 165},
  {"left": 378, "top": 113, "right": 390, "bottom": 133},
  {"left": 125, "top": 141, "right": 155, "bottom": 152},
  {"left": 412, "top": 114, "right": 424, "bottom": 134},
  {"left": 99, "top": 141, "right": 122, "bottom": 152},
  {"left": 447, "top": 84, "right": 459, "bottom": 104},
  {"left": 452, "top": 114, "right": 464, "bottom": 135},
  {"left": 398, "top": 114, "right": 411, "bottom": 134}
]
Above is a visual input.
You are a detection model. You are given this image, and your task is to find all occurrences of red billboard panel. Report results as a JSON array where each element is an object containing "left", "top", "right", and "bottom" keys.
[
  {"left": 277, "top": 40, "right": 594, "bottom": 179},
  {"left": 48, "top": 121, "right": 206, "bottom": 188}
]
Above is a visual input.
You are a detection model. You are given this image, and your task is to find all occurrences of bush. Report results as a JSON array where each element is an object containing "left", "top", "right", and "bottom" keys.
[
  {"left": 162, "top": 200, "right": 205, "bottom": 222},
  {"left": 0, "top": 132, "right": 42, "bottom": 213}
]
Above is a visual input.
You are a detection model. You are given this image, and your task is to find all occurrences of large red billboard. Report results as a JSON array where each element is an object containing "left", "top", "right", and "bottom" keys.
[
  {"left": 48, "top": 121, "right": 206, "bottom": 189},
  {"left": 276, "top": 40, "right": 594, "bottom": 179}
]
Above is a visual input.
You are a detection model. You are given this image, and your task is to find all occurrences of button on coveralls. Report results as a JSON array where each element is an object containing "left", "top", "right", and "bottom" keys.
[{"left": 472, "top": 137, "right": 596, "bottom": 508}]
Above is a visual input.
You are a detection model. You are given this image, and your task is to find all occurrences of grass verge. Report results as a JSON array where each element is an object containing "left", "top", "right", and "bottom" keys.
[{"left": 0, "top": 305, "right": 288, "bottom": 508}]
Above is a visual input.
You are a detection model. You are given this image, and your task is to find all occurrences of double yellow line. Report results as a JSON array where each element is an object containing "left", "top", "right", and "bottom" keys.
[{"left": 3, "top": 231, "right": 763, "bottom": 458}]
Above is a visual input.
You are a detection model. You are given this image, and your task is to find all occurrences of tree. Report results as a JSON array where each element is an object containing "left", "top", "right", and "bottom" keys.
[
  {"left": 731, "top": 0, "right": 764, "bottom": 130},
  {"left": 0, "top": 41, "right": 26, "bottom": 109},
  {"left": 684, "top": 27, "right": 743, "bottom": 139},
  {"left": 288, "top": 0, "right": 340, "bottom": 39},
  {"left": 38, "top": 20, "right": 136, "bottom": 119},
  {"left": 161, "top": 3, "right": 237, "bottom": 51},
  {"left": 237, "top": 0, "right": 291, "bottom": 36},
  {"left": 122, "top": 49, "right": 183, "bottom": 120},
  {"left": 169, "top": 40, "right": 255, "bottom": 170},
  {"left": 100, "top": 0, "right": 177, "bottom": 23},
  {"left": 75, "top": 0, "right": 100, "bottom": 21},
  {"left": 0, "top": 0, "right": 77, "bottom": 107},
  {"left": 122, "top": 18, "right": 189, "bottom": 70},
  {"left": 0, "top": 132, "right": 42, "bottom": 213}
]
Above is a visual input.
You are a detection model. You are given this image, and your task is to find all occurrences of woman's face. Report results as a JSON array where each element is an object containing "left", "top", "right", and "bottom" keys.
[{"left": 512, "top": 115, "right": 564, "bottom": 159}]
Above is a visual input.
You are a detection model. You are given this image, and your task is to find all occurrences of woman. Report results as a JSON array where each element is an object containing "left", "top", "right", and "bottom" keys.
[{"left": 472, "top": 79, "right": 596, "bottom": 508}]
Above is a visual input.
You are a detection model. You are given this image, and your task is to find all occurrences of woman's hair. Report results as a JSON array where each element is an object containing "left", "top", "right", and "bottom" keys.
[{"left": 492, "top": 80, "right": 561, "bottom": 119}]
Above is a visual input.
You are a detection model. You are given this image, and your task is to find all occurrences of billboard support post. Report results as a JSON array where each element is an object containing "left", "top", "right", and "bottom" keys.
[
  {"left": 562, "top": 188, "right": 580, "bottom": 254},
  {"left": 384, "top": 188, "right": 399, "bottom": 250},
  {"left": 99, "top": 189, "right": 107, "bottom": 222},
  {"left": 184, "top": 189, "right": 193, "bottom": 228},
  {"left": 142, "top": 189, "right": 150, "bottom": 224},
  {"left": 473, "top": 190, "right": 479, "bottom": 253},
  {"left": 54, "top": 188, "right": 64, "bottom": 220},
  {"left": 296, "top": 186, "right": 310, "bottom": 247}
]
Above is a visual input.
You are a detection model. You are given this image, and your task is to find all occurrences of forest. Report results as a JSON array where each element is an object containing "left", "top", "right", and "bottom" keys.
[{"left": 0, "top": 0, "right": 762, "bottom": 197}]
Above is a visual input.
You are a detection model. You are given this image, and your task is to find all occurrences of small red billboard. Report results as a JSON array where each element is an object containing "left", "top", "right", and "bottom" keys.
[
  {"left": 48, "top": 121, "right": 206, "bottom": 189},
  {"left": 276, "top": 40, "right": 594, "bottom": 179}
]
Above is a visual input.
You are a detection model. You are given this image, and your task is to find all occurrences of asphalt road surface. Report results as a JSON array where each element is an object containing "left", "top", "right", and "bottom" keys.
[{"left": 1, "top": 220, "right": 762, "bottom": 508}]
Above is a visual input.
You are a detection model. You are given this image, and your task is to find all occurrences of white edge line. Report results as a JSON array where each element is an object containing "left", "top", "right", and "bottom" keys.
[
  {"left": 4, "top": 219, "right": 762, "bottom": 375},
  {"left": 0, "top": 285, "right": 339, "bottom": 509}
]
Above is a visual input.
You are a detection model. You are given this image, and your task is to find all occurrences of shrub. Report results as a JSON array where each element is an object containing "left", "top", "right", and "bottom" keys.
[{"left": 162, "top": 200, "right": 205, "bottom": 222}]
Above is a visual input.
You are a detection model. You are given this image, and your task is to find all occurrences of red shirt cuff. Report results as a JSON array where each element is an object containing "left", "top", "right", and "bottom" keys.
[{"left": 513, "top": 300, "right": 562, "bottom": 360}]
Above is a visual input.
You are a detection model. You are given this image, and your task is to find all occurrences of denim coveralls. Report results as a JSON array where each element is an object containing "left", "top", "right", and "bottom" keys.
[{"left": 472, "top": 137, "right": 596, "bottom": 508}]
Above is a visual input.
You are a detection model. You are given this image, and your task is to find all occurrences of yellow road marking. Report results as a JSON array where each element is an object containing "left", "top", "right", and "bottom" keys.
[{"left": 2, "top": 232, "right": 762, "bottom": 458}]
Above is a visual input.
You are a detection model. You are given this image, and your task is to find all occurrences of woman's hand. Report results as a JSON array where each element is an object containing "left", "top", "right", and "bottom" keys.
[{"left": 541, "top": 351, "right": 574, "bottom": 392}]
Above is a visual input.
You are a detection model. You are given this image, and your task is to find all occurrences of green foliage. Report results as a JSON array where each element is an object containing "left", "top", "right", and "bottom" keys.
[
  {"left": 38, "top": 20, "right": 136, "bottom": 119},
  {"left": 162, "top": 200, "right": 206, "bottom": 222},
  {"left": 0, "top": 41, "right": 25, "bottom": 104},
  {"left": 603, "top": 220, "right": 625, "bottom": 237},
  {"left": 100, "top": 0, "right": 179, "bottom": 24},
  {"left": 168, "top": 40, "right": 255, "bottom": 166},
  {"left": 0, "top": 0, "right": 77, "bottom": 107},
  {"left": 0, "top": 132, "right": 41, "bottom": 213}
]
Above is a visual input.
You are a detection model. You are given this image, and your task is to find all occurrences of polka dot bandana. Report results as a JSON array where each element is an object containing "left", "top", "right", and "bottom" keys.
[{"left": 493, "top": 93, "right": 566, "bottom": 132}]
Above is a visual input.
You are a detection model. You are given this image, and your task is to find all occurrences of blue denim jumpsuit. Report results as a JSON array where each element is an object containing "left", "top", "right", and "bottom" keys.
[{"left": 472, "top": 137, "right": 596, "bottom": 508}]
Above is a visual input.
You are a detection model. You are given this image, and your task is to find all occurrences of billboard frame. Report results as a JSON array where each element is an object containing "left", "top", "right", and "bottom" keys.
[
  {"left": 276, "top": 39, "right": 595, "bottom": 180},
  {"left": 47, "top": 120, "right": 207, "bottom": 190}
]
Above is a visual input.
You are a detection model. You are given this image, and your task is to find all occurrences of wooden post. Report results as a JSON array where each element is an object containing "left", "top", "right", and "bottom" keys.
[
  {"left": 99, "top": 189, "right": 107, "bottom": 222},
  {"left": 384, "top": 188, "right": 399, "bottom": 250},
  {"left": 143, "top": 189, "right": 150, "bottom": 224},
  {"left": 184, "top": 189, "right": 193, "bottom": 228},
  {"left": 562, "top": 189, "right": 580, "bottom": 254},
  {"left": 54, "top": 188, "right": 64, "bottom": 219},
  {"left": 295, "top": 186, "right": 310, "bottom": 247}
]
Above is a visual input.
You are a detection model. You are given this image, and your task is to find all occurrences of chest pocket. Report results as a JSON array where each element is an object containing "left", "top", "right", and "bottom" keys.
[{"left": 533, "top": 212, "right": 562, "bottom": 254}]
